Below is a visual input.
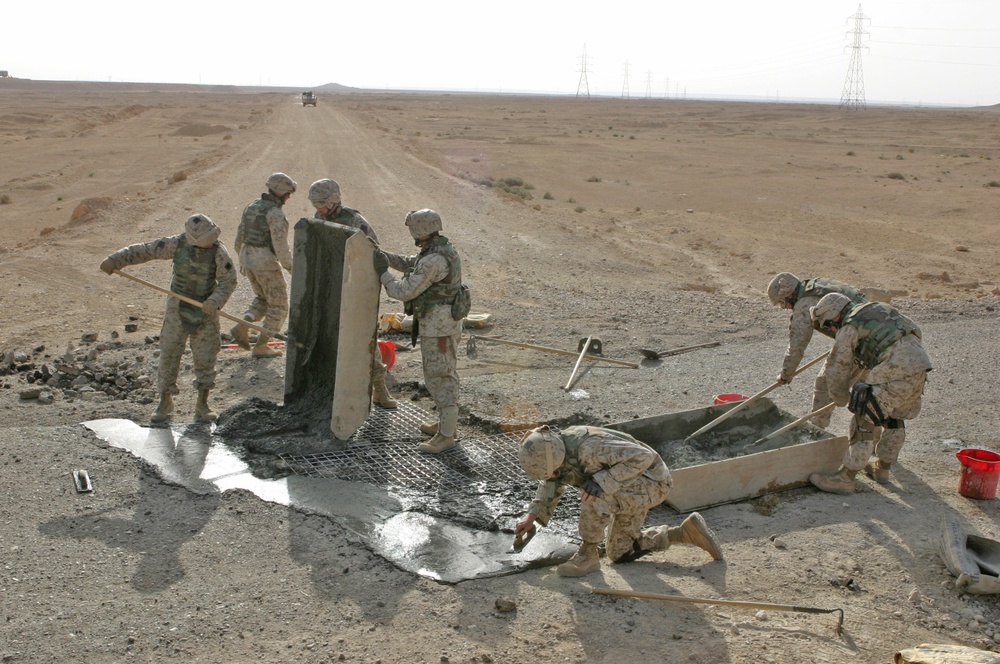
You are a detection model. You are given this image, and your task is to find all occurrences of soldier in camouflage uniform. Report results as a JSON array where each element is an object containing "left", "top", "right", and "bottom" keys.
[
  {"left": 231, "top": 173, "right": 296, "bottom": 358},
  {"left": 308, "top": 178, "right": 396, "bottom": 409},
  {"left": 372, "top": 209, "right": 463, "bottom": 454},
  {"left": 767, "top": 272, "right": 869, "bottom": 428},
  {"left": 514, "top": 425, "right": 724, "bottom": 577},
  {"left": 807, "top": 293, "right": 933, "bottom": 494},
  {"left": 100, "top": 214, "right": 237, "bottom": 424}
]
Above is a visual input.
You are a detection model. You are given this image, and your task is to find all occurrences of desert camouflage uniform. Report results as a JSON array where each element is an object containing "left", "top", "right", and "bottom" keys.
[
  {"left": 235, "top": 192, "right": 292, "bottom": 334},
  {"left": 781, "top": 278, "right": 867, "bottom": 428},
  {"left": 381, "top": 237, "right": 463, "bottom": 422},
  {"left": 316, "top": 205, "right": 379, "bottom": 244},
  {"left": 528, "top": 426, "right": 673, "bottom": 563},
  {"left": 316, "top": 205, "right": 388, "bottom": 384},
  {"left": 104, "top": 235, "right": 236, "bottom": 394},
  {"left": 823, "top": 302, "right": 933, "bottom": 471}
]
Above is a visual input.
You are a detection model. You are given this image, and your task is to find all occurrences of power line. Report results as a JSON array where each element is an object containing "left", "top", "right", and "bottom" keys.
[
  {"left": 840, "top": 4, "right": 870, "bottom": 109},
  {"left": 576, "top": 44, "right": 591, "bottom": 98}
]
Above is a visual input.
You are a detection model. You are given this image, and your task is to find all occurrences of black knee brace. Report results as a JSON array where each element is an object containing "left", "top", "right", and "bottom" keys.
[
  {"left": 885, "top": 417, "right": 904, "bottom": 429},
  {"left": 849, "top": 382, "right": 886, "bottom": 426}
]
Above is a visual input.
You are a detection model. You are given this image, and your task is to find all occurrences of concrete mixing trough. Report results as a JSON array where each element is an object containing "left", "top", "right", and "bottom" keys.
[{"left": 610, "top": 397, "right": 848, "bottom": 512}]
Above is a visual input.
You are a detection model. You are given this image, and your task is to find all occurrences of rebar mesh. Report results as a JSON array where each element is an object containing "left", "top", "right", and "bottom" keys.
[{"left": 279, "top": 401, "right": 530, "bottom": 492}]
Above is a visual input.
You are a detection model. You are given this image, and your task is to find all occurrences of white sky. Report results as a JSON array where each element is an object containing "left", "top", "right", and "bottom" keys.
[{"left": 5, "top": 0, "right": 999, "bottom": 106}]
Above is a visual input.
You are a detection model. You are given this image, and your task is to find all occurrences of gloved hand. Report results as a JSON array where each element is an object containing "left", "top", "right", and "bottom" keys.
[
  {"left": 100, "top": 258, "right": 116, "bottom": 275},
  {"left": 201, "top": 300, "right": 219, "bottom": 316},
  {"left": 373, "top": 249, "right": 390, "bottom": 276},
  {"left": 581, "top": 477, "right": 604, "bottom": 501},
  {"left": 776, "top": 373, "right": 791, "bottom": 386}
]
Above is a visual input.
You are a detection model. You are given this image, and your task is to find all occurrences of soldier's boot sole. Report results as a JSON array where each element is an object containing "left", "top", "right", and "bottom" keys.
[{"left": 680, "top": 513, "right": 725, "bottom": 560}]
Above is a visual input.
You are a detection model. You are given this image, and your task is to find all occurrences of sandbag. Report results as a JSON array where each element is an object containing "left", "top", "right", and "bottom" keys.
[{"left": 895, "top": 643, "right": 1000, "bottom": 663}]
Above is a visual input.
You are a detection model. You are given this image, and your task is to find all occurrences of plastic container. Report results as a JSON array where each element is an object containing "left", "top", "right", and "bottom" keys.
[
  {"left": 713, "top": 393, "right": 749, "bottom": 406},
  {"left": 377, "top": 340, "right": 397, "bottom": 371},
  {"left": 956, "top": 448, "right": 1000, "bottom": 500}
]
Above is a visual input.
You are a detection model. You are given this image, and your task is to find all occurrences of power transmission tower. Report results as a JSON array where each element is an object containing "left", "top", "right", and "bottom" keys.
[
  {"left": 664, "top": 76, "right": 670, "bottom": 99},
  {"left": 576, "top": 45, "right": 591, "bottom": 98},
  {"left": 621, "top": 61, "right": 631, "bottom": 100},
  {"left": 840, "top": 4, "right": 869, "bottom": 109},
  {"left": 644, "top": 70, "right": 653, "bottom": 99}
]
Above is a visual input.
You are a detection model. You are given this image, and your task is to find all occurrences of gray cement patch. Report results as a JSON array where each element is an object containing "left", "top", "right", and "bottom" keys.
[{"left": 82, "top": 417, "right": 576, "bottom": 583}]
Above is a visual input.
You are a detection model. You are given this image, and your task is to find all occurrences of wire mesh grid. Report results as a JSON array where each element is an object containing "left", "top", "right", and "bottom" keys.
[{"left": 279, "top": 401, "right": 532, "bottom": 492}]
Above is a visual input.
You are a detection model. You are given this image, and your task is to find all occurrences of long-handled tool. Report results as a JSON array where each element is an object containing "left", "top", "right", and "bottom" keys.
[
  {"left": 466, "top": 335, "right": 639, "bottom": 368},
  {"left": 744, "top": 402, "right": 837, "bottom": 451},
  {"left": 638, "top": 341, "right": 721, "bottom": 360},
  {"left": 684, "top": 351, "right": 830, "bottom": 441},
  {"left": 565, "top": 335, "right": 594, "bottom": 391},
  {"left": 592, "top": 588, "right": 844, "bottom": 636},
  {"left": 112, "top": 269, "right": 302, "bottom": 348}
]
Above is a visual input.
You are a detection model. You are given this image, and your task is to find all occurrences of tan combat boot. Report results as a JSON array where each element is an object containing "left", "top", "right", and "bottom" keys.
[
  {"left": 670, "top": 513, "right": 725, "bottom": 560},
  {"left": 556, "top": 543, "right": 601, "bottom": 577},
  {"left": 809, "top": 467, "right": 858, "bottom": 495},
  {"left": 229, "top": 321, "right": 252, "bottom": 350},
  {"left": 864, "top": 459, "right": 891, "bottom": 484},
  {"left": 417, "top": 433, "right": 455, "bottom": 454},
  {"left": 150, "top": 392, "right": 174, "bottom": 424},
  {"left": 194, "top": 388, "right": 217, "bottom": 423},
  {"left": 419, "top": 421, "right": 438, "bottom": 435},
  {"left": 372, "top": 378, "right": 398, "bottom": 409},
  {"left": 252, "top": 334, "right": 282, "bottom": 358}
]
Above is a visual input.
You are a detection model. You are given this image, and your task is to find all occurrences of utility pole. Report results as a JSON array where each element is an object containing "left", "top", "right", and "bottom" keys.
[
  {"left": 840, "top": 4, "right": 869, "bottom": 109},
  {"left": 621, "top": 61, "right": 631, "bottom": 100},
  {"left": 664, "top": 76, "right": 670, "bottom": 99},
  {"left": 576, "top": 45, "right": 591, "bottom": 98},
  {"left": 645, "top": 70, "right": 653, "bottom": 100}
]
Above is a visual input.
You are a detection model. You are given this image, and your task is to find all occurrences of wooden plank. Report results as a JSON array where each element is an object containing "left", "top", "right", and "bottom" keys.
[
  {"left": 665, "top": 435, "right": 848, "bottom": 512},
  {"left": 330, "top": 231, "right": 380, "bottom": 440}
]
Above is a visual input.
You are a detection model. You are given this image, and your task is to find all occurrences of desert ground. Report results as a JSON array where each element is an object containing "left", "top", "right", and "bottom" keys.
[{"left": 2, "top": 78, "right": 1000, "bottom": 663}]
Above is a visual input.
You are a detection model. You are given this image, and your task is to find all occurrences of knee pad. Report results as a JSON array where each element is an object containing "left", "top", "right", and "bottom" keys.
[
  {"left": 885, "top": 418, "right": 904, "bottom": 430},
  {"left": 849, "top": 382, "right": 886, "bottom": 426}
]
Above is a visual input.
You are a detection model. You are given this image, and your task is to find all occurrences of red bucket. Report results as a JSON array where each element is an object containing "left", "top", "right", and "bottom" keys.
[
  {"left": 713, "top": 393, "right": 748, "bottom": 406},
  {"left": 377, "top": 340, "right": 396, "bottom": 371},
  {"left": 956, "top": 448, "right": 1000, "bottom": 500}
]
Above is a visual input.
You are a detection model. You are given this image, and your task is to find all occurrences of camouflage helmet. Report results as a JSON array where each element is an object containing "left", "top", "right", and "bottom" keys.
[
  {"left": 767, "top": 272, "right": 801, "bottom": 307},
  {"left": 266, "top": 172, "right": 297, "bottom": 196},
  {"left": 184, "top": 213, "right": 221, "bottom": 248},
  {"left": 811, "top": 292, "right": 853, "bottom": 331},
  {"left": 404, "top": 208, "right": 442, "bottom": 240},
  {"left": 518, "top": 425, "right": 566, "bottom": 480},
  {"left": 307, "top": 178, "right": 341, "bottom": 208}
]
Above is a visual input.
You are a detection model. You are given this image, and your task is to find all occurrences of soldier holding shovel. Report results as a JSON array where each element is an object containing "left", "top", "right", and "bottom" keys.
[{"left": 100, "top": 214, "right": 236, "bottom": 424}]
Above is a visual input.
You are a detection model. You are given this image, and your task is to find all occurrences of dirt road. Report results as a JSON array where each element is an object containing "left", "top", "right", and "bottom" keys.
[{"left": 2, "top": 82, "right": 1000, "bottom": 662}]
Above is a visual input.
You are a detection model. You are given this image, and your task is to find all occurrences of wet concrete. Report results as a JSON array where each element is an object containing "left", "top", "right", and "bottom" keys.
[{"left": 83, "top": 417, "right": 577, "bottom": 583}]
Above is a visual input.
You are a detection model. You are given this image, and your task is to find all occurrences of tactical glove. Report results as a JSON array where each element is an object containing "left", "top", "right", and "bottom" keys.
[
  {"left": 581, "top": 477, "right": 604, "bottom": 499},
  {"left": 100, "top": 258, "right": 116, "bottom": 275},
  {"left": 373, "top": 249, "right": 390, "bottom": 276},
  {"left": 201, "top": 300, "right": 219, "bottom": 316}
]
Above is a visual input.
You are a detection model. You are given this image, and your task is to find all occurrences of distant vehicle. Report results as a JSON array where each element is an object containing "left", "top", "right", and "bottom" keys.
[
  {"left": 0, "top": 71, "right": 9, "bottom": 78},
  {"left": 301, "top": 91, "right": 317, "bottom": 107}
]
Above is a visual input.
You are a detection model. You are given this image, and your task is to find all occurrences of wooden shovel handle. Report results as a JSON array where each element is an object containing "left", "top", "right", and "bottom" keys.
[{"left": 112, "top": 269, "right": 296, "bottom": 345}]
